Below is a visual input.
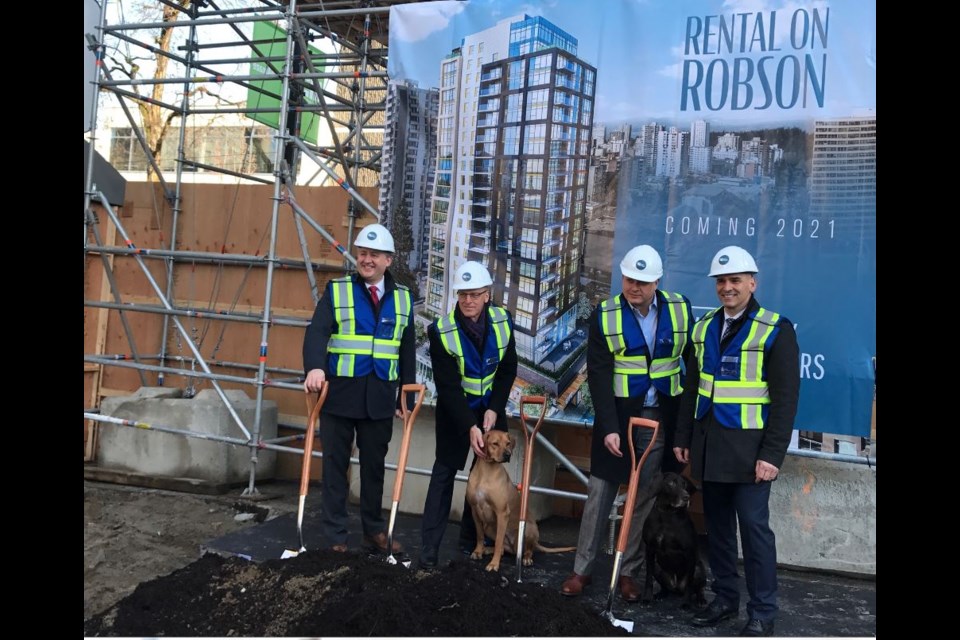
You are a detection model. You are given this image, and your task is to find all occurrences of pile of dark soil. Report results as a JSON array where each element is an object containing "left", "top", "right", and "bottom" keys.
[{"left": 84, "top": 550, "right": 629, "bottom": 637}]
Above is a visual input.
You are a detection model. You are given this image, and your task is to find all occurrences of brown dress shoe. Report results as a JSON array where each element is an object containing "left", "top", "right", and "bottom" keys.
[
  {"left": 362, "top": 531, "right": 402, "bottom": 553},
  {"left": 330, "top": 543, "right": 348, "bottom": 553},
  {"left": 561, "top": 573, "right": 592, "bottom": 597},
  {"left": 619, "top": 575, "right": 642, "bottom": 603}
]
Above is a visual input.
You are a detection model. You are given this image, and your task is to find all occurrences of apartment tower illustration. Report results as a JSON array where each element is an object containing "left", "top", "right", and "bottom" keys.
[
  {"left": 809, "top": 114, "right": 877, "bottom": 240},
  {"left": 425, "top": 15, "right": 596, "bottom": 372},
  {"left": 379, "top": 80, "right": 439, "bottom": 273}
]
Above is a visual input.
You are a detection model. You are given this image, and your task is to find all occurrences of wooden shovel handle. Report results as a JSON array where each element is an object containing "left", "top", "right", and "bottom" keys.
[
  {"left": 299, "top": 382, "right": 329, "bottom": 497},
  {"left": 615, "top": 417, "right": 660, "bottom": 554},
  {"left": 392, "top": 384, "right": 425, "bottom": 502},
  {"left": 518, "top": 395, "right": 548, "bottom": 522}
]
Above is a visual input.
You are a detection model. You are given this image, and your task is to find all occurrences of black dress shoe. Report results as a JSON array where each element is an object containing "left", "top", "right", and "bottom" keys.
[
  {"left": 739, "top": 618, "right": 774, "bottom": 636},
  {"left": 419, "top": 546, "right": 438, "bottom": 568},
  {"left": 692, "top": 599, "right": 739, "bottom": 627}
]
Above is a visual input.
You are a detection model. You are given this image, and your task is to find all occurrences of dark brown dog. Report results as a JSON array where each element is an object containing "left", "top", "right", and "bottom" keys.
[
  {"left": 641, "top": 472, "right": 707, "bottom": 606},
  {"left": 465, "top": 430, "right": 575, "bottom": 571}
]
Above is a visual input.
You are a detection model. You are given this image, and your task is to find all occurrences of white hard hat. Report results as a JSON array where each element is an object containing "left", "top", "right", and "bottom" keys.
[
  {"left": 354, "top": 223, "right": 395, "bottom": 253},
  {"left": 620, "top": 245, "right": 663, "bottom": 282},
  {"left": 453, "top": 261, "right": 493, "bottom": 290},
  {"left": 709, "top": 246, "right": 759, "bottom": 277}
]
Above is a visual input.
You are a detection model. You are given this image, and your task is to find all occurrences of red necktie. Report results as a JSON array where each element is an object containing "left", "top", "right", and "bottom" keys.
[{"left": 369, "top": 286, "right": 380, "bottom": 311}]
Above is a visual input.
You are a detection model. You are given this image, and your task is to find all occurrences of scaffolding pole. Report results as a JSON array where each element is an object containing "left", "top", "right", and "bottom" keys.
[
  {"left": 85, "top": 300, "right": 310, "bottom": 328},
  {"left": 242, "top": 1, "right": 299, "bottom": 495}
]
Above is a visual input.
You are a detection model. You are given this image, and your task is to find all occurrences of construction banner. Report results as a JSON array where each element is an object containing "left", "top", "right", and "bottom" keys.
[{"left": 384, "top": 0, "right": 876, "bottom": 438}]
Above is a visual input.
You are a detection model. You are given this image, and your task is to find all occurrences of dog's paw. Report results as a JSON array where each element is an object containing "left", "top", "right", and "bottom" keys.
[
  {"left": 522, "top": 557, "right": 533, "bottom": 567},
  {"left": 484, "top": 562, "right": 500, "bottom": 572},
  {"left": 641, "top": 590, "right": 654, "bottom": 603},
  {"left": 470, "top": 548, "right": 484, "bottom": 561}
]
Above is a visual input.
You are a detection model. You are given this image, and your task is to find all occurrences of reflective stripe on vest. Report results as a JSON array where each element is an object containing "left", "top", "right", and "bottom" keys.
[
  {"left": 600, "top": 297, "right": 645, "bottom": 397},
  {"left": 326, "top": 278, "right": 411, "bottom": 380},
  {"left": 599, "top": 292, "right": 689, "bottom": 398},
  {"left": 693, "top": 306, "right": 779, "bottom": 429},
  {"left": 437, "top": 306, "right": 511, "bottom": 397},
  {"left": 649, "top": 291, "right": 689, "bottom": 396}
]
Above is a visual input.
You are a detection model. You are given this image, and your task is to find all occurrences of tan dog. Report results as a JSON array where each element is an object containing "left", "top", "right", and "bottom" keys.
[{"left": 465, "top": 430, "right": 576, "bottom": 571}]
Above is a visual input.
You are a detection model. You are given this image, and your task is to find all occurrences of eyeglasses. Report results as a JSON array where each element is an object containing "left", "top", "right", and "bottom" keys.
[{"left": 457, "top": 290, "right": 489, "bottom": 301}]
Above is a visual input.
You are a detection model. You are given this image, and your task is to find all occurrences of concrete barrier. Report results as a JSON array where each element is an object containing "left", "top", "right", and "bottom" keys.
[
  {"left": 771, "top": 453, "right": 876, "bottom": 575},
  {"left": 98, "top": 387, "right": 278, "bottom": 486}
]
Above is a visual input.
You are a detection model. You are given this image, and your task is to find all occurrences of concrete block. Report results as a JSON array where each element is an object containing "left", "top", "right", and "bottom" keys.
[
  {"left": 771, "top": 454, "right": 876, "bottom": 576},
  {"left": 98, "top": 387, "right": 278, "bottom": 485}
]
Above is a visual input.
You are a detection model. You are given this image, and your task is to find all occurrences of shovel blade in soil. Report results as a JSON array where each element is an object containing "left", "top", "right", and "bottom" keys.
[
  {"left": 385, "top": 553, "right": 413, "bottom": 568},
  {"left": 612, "top": 619, "right": 634, "bottom": 633}
]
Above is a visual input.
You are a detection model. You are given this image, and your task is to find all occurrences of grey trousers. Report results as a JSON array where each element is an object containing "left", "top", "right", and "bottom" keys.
[{"left": 573, "top": 424, "right": 664, "bottom": 577}]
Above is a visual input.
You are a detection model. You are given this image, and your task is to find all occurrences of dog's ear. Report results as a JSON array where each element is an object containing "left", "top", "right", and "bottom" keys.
[
  {"left": 508, "top": 433, "right": 517, "bottom": 449},
  {"left": 683, "top": 475, "right": 699, "bottom": 495}
]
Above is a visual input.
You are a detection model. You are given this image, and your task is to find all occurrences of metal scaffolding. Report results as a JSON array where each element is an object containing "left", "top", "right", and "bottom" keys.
[{"left": 83, "top": 0, "right": 416, "bottom": 495}]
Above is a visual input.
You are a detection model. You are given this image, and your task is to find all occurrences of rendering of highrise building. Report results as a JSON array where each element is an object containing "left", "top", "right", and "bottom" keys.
[
  {"left": 689, "top": 145, "right": 712, "bottom": 174},
  {"left": 655, "top": 126, "right": 688, "bottom": 178},
  {"left": 713, "top": 132, "right": 740, "bottom": 161},
  {"left": 638, "top": 122, "right": 660, "bottom": 172},
  {"left": 426, "top": 14, "right": 596, "bottom": 374},
  {"left": 607, "top": 130, "right": 626, "bottom": 157},
  {"left": 809, "top": 115, "right": 876, "bottom": 220},
  {"left": 690, "top": 119, "right": 709, "bottom": 147},
  {"left": 738, "top": 136, "right": 767, "bottom": 179},
  {"left": 592, "top": 122, "right": 605, "bottom": 150},
  {"left": 689, "top": 119, "right": 711, "bottom": 174},
  {"left": 379, "top": 80, "right": 439, "bottom": 272}
]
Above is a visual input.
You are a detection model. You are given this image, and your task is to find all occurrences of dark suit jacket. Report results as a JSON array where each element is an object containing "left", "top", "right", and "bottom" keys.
[
  {"left": 302, "top": 271, "right": 416, "bottom": 421},
  {"left": 675, "top": 296, "right": 800, "bottom": 483},
  {"left": 429, "top": 304, "right": 518, "bottom": 470},
  {"left": 586, "top": 291, "right": 692, "bottom": 485}
]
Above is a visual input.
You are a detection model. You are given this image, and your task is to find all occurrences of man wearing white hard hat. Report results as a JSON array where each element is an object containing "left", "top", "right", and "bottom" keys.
[
  {"left": 418, "top": 261, "right": 517, "bottom": 568},
  {"left": 561, "top": 245, "right": 693, "bottom": 603},
  {"left": 302, "top": 223, "right": 415, "bottom": 554},
  {"left": 674, "top": 246, "right": 799, "bottom": 637}
]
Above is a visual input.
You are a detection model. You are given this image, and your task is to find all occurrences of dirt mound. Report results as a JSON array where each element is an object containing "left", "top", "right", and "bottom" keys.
[{"left": 84, "top": 550, "right": 629, "bottom": 637}]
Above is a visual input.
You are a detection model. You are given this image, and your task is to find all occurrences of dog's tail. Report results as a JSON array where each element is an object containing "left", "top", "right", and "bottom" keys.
[{"left": 534, "top": 543, "right": 577, "bottom": 553}]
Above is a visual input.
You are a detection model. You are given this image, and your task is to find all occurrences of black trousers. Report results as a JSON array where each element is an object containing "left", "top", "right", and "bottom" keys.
[
  {"left": 702, "top": 479, "right": 778, "bottom": 621},
  {"left": 420, "top": 456, "right": 479, "bottom": 551},
  {"left": 319, "top": 413, "right": 393, "bottom": 546}
]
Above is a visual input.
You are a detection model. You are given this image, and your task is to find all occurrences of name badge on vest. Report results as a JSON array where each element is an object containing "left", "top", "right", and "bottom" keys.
[
  {"left": 720, "top": 355, "right": 740, "bottom": 377},
  {"left": 377, "top": 317, "right": 396, "bottom": 338},
  {"left": 485, "top": 356, "right": 499, "bottom": 367}
]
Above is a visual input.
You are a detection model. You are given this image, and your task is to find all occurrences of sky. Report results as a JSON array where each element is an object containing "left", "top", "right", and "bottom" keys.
[{"left": 388, "top": 0, "right": 876, "bottom": 128}]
